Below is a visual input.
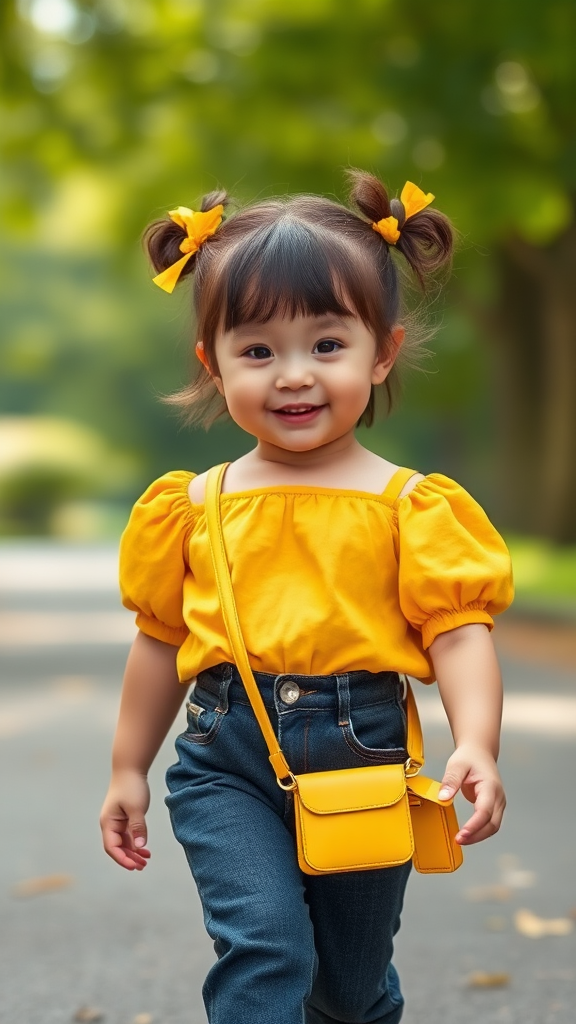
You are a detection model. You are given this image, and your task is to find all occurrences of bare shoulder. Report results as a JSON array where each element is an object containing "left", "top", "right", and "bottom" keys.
[
  {"left": 398, "top": 472, "right": 426, "bottom": 499},
  {"left": 362, "top": 451, "right": 425, "bottom": 497},
  {"left": 188, "top": 471, "right": 208, "bottom": 504}
]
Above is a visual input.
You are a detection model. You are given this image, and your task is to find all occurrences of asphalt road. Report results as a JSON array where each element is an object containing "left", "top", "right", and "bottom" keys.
[{"left": 1, "top": 543, "right": 575, "bottom": 1024}]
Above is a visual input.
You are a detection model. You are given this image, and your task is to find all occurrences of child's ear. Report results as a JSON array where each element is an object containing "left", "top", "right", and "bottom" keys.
[
  {"left": 371, "top": 325, "right": 405, "bottom": 385},
  {"left": 195, "top": 340, "right": 210, "bottom": 370},
  {"left": 196, "top": 341, "right": 225, "bottom": 395}
]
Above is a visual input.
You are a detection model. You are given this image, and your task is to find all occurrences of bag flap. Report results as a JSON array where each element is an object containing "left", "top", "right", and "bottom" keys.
[
  {"left": 407, "top": 774, "right": 452, "bottom": 806},
  {"left": 295, "top": 763, "right": 407, "bottom": 814}
]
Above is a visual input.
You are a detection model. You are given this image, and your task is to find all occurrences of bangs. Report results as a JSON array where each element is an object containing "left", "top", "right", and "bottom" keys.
[{"left": 221, "top": 219, "right": 369, "bottom": 331}]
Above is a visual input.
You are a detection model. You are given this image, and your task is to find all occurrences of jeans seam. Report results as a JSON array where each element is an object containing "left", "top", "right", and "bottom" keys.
[
  {"left": 342, "top": 723, "right": 407, "bottom": 762},
  {"left": 180, "top": 713, "right": 225, "bottom": 746}
]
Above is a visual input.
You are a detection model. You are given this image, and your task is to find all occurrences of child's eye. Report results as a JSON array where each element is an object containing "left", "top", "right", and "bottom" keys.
[
  {"left": 244, "top": 346, "right": 272, "bottom": 360},
  {"left": 315, "top": 339, "right": 342, "bottom": 354}
]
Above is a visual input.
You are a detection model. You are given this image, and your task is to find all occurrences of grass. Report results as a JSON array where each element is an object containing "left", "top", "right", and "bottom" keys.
[{"left": 505, "top": 535, "right": 576, "bottom": 619}]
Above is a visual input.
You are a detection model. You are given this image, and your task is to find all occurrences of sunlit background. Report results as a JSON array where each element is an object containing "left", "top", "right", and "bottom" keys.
[
  {"left": 1, "top": 6, "right": 576, "bottom": 1023},
  {"left": 1, "top": 0, "right": 576, "bottom": 607}
]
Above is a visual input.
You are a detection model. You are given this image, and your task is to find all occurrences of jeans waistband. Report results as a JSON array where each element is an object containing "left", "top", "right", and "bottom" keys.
[{"left": 195, "top": 662, "right": 405, "bottom": 716}]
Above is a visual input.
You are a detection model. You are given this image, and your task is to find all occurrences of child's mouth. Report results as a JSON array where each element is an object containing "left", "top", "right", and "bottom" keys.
[{"left": 272, "top": 404, "right": 325, "bottom": 423}]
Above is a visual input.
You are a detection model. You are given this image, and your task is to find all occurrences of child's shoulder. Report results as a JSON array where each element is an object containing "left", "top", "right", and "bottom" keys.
[
  {"left": 188, "top": 469, "right": 208, "bottom": 505},
  {"left": 397, "top": 472, "right": 426, "bottom": 498}
]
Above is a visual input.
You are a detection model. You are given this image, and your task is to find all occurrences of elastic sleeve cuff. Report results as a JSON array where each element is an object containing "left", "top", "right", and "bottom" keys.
[
  {"left": 135, "top": 612, "right": 189, "bottom": 647},
  {"left": 421, "top": 605, "right": 494, "bottom": 650}
]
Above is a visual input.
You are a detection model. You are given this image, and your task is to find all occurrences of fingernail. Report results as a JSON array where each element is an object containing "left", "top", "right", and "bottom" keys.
[
  {"left": 438, "top": 788, "right": 451, "bottom": 800},
  {"left": 135, "top": 837, "right": 146, "bottom": 848}
]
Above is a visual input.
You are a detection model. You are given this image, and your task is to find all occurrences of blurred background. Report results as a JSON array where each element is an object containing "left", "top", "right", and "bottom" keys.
[
  {"left": 1, "top": 6, "right": 575, "bottom": 1023},
  {"left": 0, "top": 0, "right": 575, "bottom": 611}
]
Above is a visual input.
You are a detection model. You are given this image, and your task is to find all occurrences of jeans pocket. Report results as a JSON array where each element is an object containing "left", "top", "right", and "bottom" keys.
[
  {"left": 182, "top": 682, "right": 225, "bottom": 746},
  {"left": 343, "top": 696, "right": 407, "bottom": 762}
]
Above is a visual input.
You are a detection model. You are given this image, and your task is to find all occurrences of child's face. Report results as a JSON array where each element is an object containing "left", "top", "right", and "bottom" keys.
[{"left": 209, "top": 312, "right": 402, "bottom": 453}]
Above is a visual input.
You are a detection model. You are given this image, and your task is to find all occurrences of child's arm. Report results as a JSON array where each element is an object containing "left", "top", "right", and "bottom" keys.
[
  {"left": 100, "top": 631, "right": 188, "bottom": 870},
  {"left": 428, "top": 622, "right": 506, "bottom": 846}
]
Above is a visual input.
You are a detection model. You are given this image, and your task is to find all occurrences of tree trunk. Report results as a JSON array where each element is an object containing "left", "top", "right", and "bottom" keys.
[{"left": 488, "top": 221, "right": 576, "bottom": 543}]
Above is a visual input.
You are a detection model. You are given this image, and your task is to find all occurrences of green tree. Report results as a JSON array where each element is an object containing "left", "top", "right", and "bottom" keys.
[{"left": 2, "top": 0, "right": 575, "bottom": 537}]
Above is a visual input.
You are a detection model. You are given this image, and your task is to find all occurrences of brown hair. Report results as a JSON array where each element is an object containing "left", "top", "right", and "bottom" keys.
[{"left": 144, "top": 171, "right": 454, "bottom": 428}]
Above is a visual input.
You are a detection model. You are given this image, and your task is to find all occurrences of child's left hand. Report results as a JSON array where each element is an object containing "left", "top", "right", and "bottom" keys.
[{"left": 437, "top": 742, "right": 506, "bottom": 846}]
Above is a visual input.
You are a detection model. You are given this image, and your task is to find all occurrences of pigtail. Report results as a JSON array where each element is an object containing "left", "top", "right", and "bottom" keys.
[
  {"left": 143, "top": 189, "right": 229, "bottom": 285},
  {"left": 347, "top": 169, "right": 394, "bottom": 224},
  {"left": 347, "top": 170, "right": 454, "bottom": 289},
  {"left": 396, "top": 208, "right": 453, "bottom": 288}
]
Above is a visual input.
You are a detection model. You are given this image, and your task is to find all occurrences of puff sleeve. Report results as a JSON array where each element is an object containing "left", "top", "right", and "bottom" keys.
[
  {"left": 397, "top": 474, "right": 514, "bottom": 649},
  {"left": 119, "top": 471, "right": 195, "bottom": 646}
]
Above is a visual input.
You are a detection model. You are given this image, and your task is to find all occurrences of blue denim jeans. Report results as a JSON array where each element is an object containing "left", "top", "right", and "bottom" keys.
[{"left": 165, "top": 664, "right": 412, "bottom": 1024}]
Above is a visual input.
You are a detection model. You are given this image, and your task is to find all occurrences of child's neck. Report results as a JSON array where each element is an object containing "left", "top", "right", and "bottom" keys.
[
  {"left": 254, "top": 432, "right": 360, "bottom": 471},
  {"left": 222, "top": 435, "right": 397, "bottom": 494}
]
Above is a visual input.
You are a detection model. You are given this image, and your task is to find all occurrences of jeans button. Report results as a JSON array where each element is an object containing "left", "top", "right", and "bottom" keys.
[{"left": 279, "top": 680, "right": 300, "bottom": 705}]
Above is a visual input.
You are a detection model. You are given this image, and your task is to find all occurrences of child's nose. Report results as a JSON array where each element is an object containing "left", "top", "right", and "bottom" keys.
[{"left": 275, "top": 359, "right": 315, "bottom": 390}]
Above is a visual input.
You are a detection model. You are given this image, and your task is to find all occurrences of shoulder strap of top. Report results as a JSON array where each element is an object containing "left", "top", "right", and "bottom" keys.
[{"left": 381, "top": 467, "right": 419, "bottom": 504}]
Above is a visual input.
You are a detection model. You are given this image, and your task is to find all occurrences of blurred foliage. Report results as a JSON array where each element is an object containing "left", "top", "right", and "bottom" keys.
[
  {"left": 0, "top": 415, "right": 138, "bottom": 533},
  {"left": 506, "top": 535, "right": 576, "bottom": 616},
  {"left": 1, "top": 0, "right": 575, "bottom": 537},
  {"left": 3, "top": 0, "right": 573, "bottom": 242}
]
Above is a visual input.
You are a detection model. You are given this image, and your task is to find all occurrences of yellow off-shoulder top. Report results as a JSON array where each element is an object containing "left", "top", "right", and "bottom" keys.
[{"left": 119, "top": 469, "right": 514, "bottom": 685}]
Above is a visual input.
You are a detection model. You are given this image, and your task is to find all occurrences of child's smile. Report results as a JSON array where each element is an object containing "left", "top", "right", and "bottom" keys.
[{"left": 270, "top": 403, "right": 327, "bottom": 425}]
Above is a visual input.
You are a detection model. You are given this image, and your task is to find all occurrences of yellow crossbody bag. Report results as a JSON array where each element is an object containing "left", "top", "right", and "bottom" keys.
[{"left": 206, "top": 464, "right": 463, "bottom": 876}]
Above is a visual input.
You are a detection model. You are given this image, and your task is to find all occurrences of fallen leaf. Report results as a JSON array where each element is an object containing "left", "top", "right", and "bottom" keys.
[
  {"left": 501, "top": 868, "right": 536, "bottom": 889},
  {"left": 468, "top": 971, "right": 511, "bottom": 988},
  {"left": 485, "top": 915, "right": 507, "bottom": 932},
  {"left": 465, "top": 884, "right": 511, "bottom": 903},
  {"left": 133, "top": 1015, "right": 153, "bottom": 1024},
  {"left": 11, "top": 873, "right": 74, "bottom": 898},
  {"left": 73, "top": 1009, "right": 104, "bottom": 1023},
  {"left": 514, "top": 908, "right": 574, "bottom": 938},
  {"left": 498, "top": 854, "right": 536, "bottom": 889}
]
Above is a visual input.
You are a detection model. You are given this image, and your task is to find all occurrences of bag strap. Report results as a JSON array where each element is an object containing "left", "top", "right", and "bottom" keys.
[
  {"left": 205, "top": 464, "right": 294, "bottom": 785},
  {"left": 382, "top": 467, "right": 420, "bottom": 504},
  {"left": 205, "top": 463, "right": 424, "bottom": 784}
]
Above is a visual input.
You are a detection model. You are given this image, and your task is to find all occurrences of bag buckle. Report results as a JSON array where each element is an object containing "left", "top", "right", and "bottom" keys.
[
  {"left": 276, "top": 772, "right": 298, "bottom": 792},
  {"left": 404, "top": 757, "right": 423, "bottom": 778}
]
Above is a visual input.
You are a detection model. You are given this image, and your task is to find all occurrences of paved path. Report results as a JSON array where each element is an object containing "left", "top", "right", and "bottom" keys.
[{"left": 1, "top": 543, "right": 575, "bottom": 1024}]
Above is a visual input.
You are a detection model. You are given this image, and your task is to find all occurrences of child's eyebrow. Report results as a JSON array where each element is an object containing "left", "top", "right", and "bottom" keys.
[
  {"left": 228, "top": 324, "right": 268, "bottom": 339},
  {"left": 229, "top": 315, "right": 354, "bottom": 340},
  {"left": 312, "top": 315, "right": 354, "bottom": 332}
]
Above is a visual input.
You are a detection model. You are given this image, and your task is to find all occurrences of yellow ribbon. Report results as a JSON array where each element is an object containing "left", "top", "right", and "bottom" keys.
[
  {"left": 372, "top": 182, "right": 435, "bottom": 245},
  {"left": 153, "top": 205, "right": 224, "bottom": 293}
]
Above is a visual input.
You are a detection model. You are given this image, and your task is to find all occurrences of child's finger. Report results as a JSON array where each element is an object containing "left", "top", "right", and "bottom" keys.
[
  {"left": 457, "top": 815, "right": 500, "bottom": 845},
  {"left": 108, "top": 842, "right": 150, "bottom": 869},
  {"left": 102, "top": 824, "right": 150, "bottom": 869},
  {"left": 118, "top": 845, "right": 151, "bottom": 869},
  {"left": 438, "top": 760, "right": 469, "bottom": 801},
  {"left": 127, "top": 813, "right": 148, "bottom": 851},
  {"left": 456, "top": 807, "right": 495, "bottom": 844},
  {"left": 457, "top": 787, "right": 504, "bottom": 844}
]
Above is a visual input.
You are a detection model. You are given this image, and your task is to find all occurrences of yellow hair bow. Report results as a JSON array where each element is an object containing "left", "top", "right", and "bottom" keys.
[
  {"left": 153, "top": 204, "right": 224, "bottom": 293},
  {"left": 372, "top": 182, "right": 434, "bottom": 245}
]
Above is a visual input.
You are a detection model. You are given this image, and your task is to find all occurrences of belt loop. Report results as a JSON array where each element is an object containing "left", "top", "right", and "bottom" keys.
[
  {"left": 399, "top": 672, "right": 408, "bottom": 702},
  {"left": 336, "top": 673, "right": 350, "bottom": 727},
  {"left": 216, "top": 664, "right": 233, "bottom": 714}
]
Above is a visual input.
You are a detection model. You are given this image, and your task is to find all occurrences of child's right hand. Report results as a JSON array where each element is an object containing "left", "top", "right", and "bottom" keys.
[{"left": 100, "top": 770, "right": 151, "bottom": 870}]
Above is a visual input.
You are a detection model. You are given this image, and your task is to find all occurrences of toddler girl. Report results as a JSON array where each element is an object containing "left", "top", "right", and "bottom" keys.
[{"left": 100, "top": 172, "right": 513, "bottom": 1024}]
